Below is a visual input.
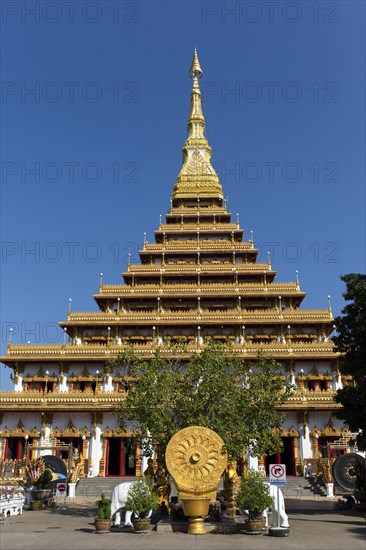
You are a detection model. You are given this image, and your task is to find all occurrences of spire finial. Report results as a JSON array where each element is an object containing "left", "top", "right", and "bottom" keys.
[
  {"left": 189, "top": 48, "right": 203, "bottom": 79},
  {"left": 172, "top": 50, "right": 223, "bottom": 204}
]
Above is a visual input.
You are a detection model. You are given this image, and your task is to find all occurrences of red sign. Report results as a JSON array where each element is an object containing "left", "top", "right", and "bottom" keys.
[{"left": 269, "top": 464, "right": 286, "bottom": 484}]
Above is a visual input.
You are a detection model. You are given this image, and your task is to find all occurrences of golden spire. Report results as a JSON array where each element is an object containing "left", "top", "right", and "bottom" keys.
[
  {"left": 172, "top": 49, "right": 223, "bottom": 205},
  {"left": 189, "top": 47, "right": 203, "bottom": 78}
]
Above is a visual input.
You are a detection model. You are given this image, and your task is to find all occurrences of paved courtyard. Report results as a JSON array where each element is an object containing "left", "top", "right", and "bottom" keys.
[{"left": 1, "top": 496, "right": 365, "bottom": 550}]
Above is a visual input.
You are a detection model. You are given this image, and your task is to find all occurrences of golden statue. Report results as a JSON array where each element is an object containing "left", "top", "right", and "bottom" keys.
[
  {"left": 143, "top": 457, "right": 155, "bottom": 480},
  {"left": 154, "top": 464, "right": 171, "bottom": 505},
  {"left": 224, "top": 460, "right": 240, "bottom": 516}
]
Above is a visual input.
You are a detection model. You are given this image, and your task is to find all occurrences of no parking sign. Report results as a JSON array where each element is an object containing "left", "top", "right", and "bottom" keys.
[
  {"left": 56, "top": 482, "right": 67, "bottom": 497},
  {"left": 269, "top": 464, "right": 286, "bottom": 485}
]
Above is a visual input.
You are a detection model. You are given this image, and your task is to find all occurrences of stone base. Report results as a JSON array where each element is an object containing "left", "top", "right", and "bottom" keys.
[
  {"left": 269, "top": 527, "right": 290, "bottom": 537},
  {"left": 156, "top": 520, "right": 240, "bottom": 534}
]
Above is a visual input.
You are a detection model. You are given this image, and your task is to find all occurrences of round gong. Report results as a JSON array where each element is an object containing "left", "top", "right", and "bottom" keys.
[
  {"left": 43, "top": 455, "right": 68, "bottom": 478},
  {"left": 332, "top": 453, "right": 366, "bottom": 490},
  {"left": 43, "top": 455, "right": 68, "bottom": 489},
  {"left": 165, "top": 426, "right": 227, "bottom": 491}
]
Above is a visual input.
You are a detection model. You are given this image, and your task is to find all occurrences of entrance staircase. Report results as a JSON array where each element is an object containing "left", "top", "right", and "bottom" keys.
[
  {"left": 261, "top": 476, "right": 327, "bottom": 497},
  {"left": 75, "top": 476, "right": 138, "bottom": 500},
  {"left": 75, "top": 475, "right": 327, "bottom": 501}
]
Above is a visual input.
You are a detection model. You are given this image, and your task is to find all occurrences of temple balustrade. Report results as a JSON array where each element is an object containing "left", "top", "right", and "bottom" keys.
[
  {"left": 65, "top": 308, "right": 331, "bottom": 323},
  {"left": 143, "top": 241, "right": 254, "bottom": 250},
  {"left": 126, "top": 263, "right": 270, "bottom": 272},
  {"left": 157, "top": 223, "right": 240, "bottom": 231},
  {"left": 6, "top": 341, "right": 337, "bottom": 362},
  {"left": 98, "top": 282, "right": 300, "bottom": 294}
]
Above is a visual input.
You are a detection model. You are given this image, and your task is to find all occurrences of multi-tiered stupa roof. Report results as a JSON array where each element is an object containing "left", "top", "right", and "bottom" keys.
[{"left": 1, "top": 50, "right": 338, "bottom": 402}]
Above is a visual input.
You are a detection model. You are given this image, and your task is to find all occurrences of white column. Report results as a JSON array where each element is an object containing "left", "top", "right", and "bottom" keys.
[
  {"left": 334, "top": 370, "right": 342, "bottom": 391},
  {"left": 68, "top": 483, "right": 76, "bottom": 498},
  {"left": 299, "top": 424, "right": 312, "bottom": 464},
  {"left": 58, "top": 375, "right": 68, "bottom": 392},
  {"left": 90, "top": 426, "right": 103, "bottom": 477},
  {"left": 104, "top": 375, "right": 113, "bottom": 392},
  {"left": 40, "top": 424, "right": 51, "bottom": 457},
  {"left": 14, "top": 374, "right": 23, "bottom": 392},
  {"left": 248, "top": 453, "right": 259, "bottom": 472}
]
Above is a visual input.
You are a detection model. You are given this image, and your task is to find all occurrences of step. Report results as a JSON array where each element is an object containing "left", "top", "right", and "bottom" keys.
[{"left": 75, "top": 477, "right": 138, "bottom": 498}]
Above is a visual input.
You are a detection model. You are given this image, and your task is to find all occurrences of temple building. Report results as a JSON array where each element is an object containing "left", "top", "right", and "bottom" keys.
[{"left": 0, "top": 50, "right": 351, "bottom": 480}]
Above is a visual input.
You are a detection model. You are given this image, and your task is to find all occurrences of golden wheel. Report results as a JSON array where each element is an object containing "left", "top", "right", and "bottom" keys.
[{"left": 166, "top": 426, "right": 227, "bottom": 493}]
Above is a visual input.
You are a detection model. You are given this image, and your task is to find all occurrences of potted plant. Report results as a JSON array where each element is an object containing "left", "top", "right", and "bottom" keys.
[
  {"left": 236, "top": 470, "right": 273, "bottom": 533},
  {"left": 29, "top": 465, "right": 53, "bottom": 510},
  {"left": 95, "top": 493, "right": 112, "bottom": 533},
  {"left": 125, "top": 478, "right": 159, "bottom": 532}
]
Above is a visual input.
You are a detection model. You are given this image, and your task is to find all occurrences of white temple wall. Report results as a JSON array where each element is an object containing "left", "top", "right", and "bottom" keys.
[{"left": 0, "top": 412, "right": 40, "bottom": 431}]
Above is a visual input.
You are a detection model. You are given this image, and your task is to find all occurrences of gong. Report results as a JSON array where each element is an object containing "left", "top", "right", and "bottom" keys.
[
  {"left": 43, "top": 455, "right": 68, "bottom": 489},
  {"left": 332, "top": 453, "right": 366, "bottom": 491}
]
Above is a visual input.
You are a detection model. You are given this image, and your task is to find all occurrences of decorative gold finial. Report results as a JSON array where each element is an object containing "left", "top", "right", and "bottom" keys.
[
  {"left": 172, "top": 50, "right": 223, "bottom": 204},
  {"left": 189, "top": 48, "right": 203, "bottom": 79}
]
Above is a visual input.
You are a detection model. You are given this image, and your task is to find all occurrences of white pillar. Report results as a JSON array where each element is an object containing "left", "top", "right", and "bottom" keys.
[
  {"left": 90, "top": 426, "right": 103, "bottom": 477},
  {"left": 299, "top": 425, "right": 312, "bottom": 464},
  {"left": 334, "top": 371, "right": 342, "bottom": 391},
  {"left": 14, "top": 374, "right": 23, "bottom": 392},
  {"left": 68, "top": 483, "right": 76, "bottom": 498},
  {"left": 104, "top": 375, "right": 113, "bottom": 392},
  {"left": 40, "top": 424, "right": 51, "bottom": 457},
  {"left": 248, "top": 453, "right": 259, "bottom": 472},
  {"left": 58, "top": 375, "right": 68, "bottom": 392},
  {"left": 325, "top": 483, "right": 334, "bottom": 497}
]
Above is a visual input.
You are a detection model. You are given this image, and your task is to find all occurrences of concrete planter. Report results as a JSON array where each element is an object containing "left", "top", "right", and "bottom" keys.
[
  {"left": 94, "top": 519, "right": 112, "bottom": 533},
  {"left": 133, "top": 518, "right": 151, "bottom": 533}
]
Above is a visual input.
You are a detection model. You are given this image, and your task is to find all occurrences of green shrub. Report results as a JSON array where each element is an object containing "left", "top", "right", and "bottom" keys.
[
  {"left": 36, "top": 468, "right": 53, "bottom": 489},
  {"left": 125, "top": 478, "right": 159, "bottom": 518},
  {"left": 96, "top": 493, "right": 111, "bottom": 520},
  {"left": 235, "top": 470, "right": 273, "bottom": 520}
]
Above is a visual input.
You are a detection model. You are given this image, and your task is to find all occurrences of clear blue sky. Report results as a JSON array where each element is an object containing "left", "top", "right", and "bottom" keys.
[{"left": 1, "top": 1, "right": 365, "bottom": 389}]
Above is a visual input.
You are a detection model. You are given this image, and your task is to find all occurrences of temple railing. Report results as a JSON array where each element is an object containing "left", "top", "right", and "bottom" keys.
[
  {"left": 65, "top": 308, "right": 332, "bottom": 322},
  {"left": 126, "top": 263, "right": 270, "bottom": 272},
  {"left": 4, "top": 341, "right": 336, "bottom": 360},
  {"left": 96, "top": 282, "right": 301, "bottom": 295}
]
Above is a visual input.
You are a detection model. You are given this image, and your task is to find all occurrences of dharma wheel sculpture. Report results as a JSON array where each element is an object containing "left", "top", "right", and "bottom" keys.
[{"left": 165, "top": 426, "right": 227, "bottom": 535}]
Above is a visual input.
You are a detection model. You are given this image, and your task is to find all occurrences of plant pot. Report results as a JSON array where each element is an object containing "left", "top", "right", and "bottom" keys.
[
  {"left": 243, "top": 518, "right": 265, "bottom": 534},
  {"left": 133, "top": 518, "right": 151, "bottom": 532},
  {"left": 31, "top": 489, "right": 52, "bottom": 502},
  {"left": 95, "top": 519, "right": 112, "bottom": 533},
  {"left": 30, "top": 500, "right": 43, "bottom": 511}
]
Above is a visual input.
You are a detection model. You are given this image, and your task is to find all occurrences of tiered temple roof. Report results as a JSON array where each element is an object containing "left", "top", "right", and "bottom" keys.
[{"left": 1, "top": 49, "right": 338, "bottom": 396}]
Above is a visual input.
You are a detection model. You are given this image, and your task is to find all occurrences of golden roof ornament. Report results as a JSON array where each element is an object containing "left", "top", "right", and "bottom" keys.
[
  {"left": 172, "top": 49, "right": 223, "bottom": 204},
  {"left": 189, "top": 47, "right": 203, "bottom": 78}
]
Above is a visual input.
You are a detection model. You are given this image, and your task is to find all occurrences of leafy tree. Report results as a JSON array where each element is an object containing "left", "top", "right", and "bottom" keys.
[
  {"left": 333, "top": 273, "right": 366, "bottom": 450},
  {"left": 108, "top": 342, "right": 291, "bottom": 461}
]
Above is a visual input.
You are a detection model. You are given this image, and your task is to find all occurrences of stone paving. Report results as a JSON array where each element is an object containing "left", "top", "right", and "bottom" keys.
[{"left": 0, "top": 496, "right": 365, "bottom": 550}]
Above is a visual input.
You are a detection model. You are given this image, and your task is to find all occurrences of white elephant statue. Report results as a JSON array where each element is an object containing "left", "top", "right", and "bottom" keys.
[
  {"left": 110, "top": 481, "right": 152, "bottom": 527},
  {"left": 263, "top": 483, "right": 289, "bottom": 528}
]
